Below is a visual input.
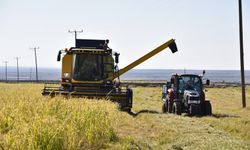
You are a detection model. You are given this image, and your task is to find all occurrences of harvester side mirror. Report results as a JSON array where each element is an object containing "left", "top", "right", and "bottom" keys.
[
  {"left": 57, "top": 51, "right": 62, "bottom": 61},
  {"left": 115, "top": 52, "right": 120, "bottom": 64},
  {"left": 169, "top": 41, "right": 178, "bottom": 53},
  {"left": 206, "top": 79, "right": 210, "bottom": 85}
]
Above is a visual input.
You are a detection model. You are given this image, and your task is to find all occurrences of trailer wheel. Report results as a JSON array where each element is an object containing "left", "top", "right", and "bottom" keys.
[
  {"left": 173, "top": 102, "right": 181, "bottom": 115},
  {"left": 203, "top": 101, "right": 212, "bottom": 116},
  {"left": 162, "top": 101, "right": 168, "bottom": 113}
]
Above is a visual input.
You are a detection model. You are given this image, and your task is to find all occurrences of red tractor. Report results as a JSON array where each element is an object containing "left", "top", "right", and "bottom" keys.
[{"left": 162, "top": 74, "right": 212, "bottom": 116}]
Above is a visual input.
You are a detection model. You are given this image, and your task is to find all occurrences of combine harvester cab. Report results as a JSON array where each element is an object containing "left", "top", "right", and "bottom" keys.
[{"left": 42, "top": 38, "right": 178, "bottom": 111}]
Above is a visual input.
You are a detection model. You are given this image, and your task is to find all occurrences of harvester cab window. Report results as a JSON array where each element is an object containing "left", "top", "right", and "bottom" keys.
[{"left": 73, "top": 54, "right": 103, "bottom": 81}]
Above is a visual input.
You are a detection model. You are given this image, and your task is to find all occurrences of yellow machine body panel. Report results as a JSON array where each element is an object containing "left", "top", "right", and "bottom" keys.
[{"left": 61, "top": 54, "right": 73, "bottom": 81}]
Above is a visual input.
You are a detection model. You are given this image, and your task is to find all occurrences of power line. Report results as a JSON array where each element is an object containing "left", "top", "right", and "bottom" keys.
[
  {"left": 238, "top": 0, "right": 246, "bottom": 108},
  {"left": 68, "top": 29, "right": 83, "bottom": 47},
  {"left": 30, "top": 47, "right": 39, "bottom": 82},
  {"left": 3, "top": 61, "right": 8, "bottom": 82},
  {"left": 14, "top": 57, "right": 20, "bottom": 82}
]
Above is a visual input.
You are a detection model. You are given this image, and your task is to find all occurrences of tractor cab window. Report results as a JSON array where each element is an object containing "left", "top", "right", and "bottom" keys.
[
  {"left": 178, "top": 76, "right": 202, "bottom": 93},
  {"left": 73, "top": 54, "right": 103, "bottom": 81}
]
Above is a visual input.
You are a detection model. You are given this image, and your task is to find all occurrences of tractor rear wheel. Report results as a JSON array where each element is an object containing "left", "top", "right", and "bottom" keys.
[
  {"left": 203, "top": 101, "right": 212, "bottom": 116},
  {"left": 172, "top": 102, "right": 181, "bottom": 115}
]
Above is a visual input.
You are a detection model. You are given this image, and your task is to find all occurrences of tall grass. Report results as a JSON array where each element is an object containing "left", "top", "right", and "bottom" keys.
[
  {"left": 0, "top": 83, "right": 118, "bottom": 149},
  {"left": 0, "top": 83, "right": 249, "bottom": 150}
]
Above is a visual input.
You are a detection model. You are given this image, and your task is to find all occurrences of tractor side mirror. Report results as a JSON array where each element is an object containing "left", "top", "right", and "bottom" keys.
[
  {"left": 206, "top": 79, "right": 210, "bottom": 85},
  {"left": 114, "top": 52, "right": 120, "bottom": 64},
  {"left": 57, "top": 51, "right": 62, "bottom": 61}
]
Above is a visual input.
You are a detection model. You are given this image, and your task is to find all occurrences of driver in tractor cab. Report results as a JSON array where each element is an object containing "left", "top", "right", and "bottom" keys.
[{"left": 185, "top": 80, "right": 194, "bottom": 90}]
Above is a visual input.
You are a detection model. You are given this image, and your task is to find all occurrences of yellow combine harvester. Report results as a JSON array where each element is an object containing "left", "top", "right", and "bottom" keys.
[{"left": 42, "top": 38, "right": 178, "bottom": 111}]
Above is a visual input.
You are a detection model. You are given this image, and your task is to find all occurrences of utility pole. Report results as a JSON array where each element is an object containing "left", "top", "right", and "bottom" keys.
[
  {"left": 30, "top": 47, "right": 39, "bottom": 82},
  {"left": 238, "top": 0, "right": 246, "bottom": 108},
  {"left": 14, "top": 57, "right": 20, "bottom": 82},
  {"left": 30, "top": 68, "right": 32, "bottom": 81},
  {"left": 3, "top": 61, "right": 8, "bottom": 82},
  {"left": 68, "top": 29, "right": 83, "bottom": 47}
]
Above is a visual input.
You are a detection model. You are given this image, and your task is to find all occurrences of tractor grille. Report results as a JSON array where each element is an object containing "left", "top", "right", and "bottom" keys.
[{"left": 189, "top": 96, "right": 200, "bottom": 101}]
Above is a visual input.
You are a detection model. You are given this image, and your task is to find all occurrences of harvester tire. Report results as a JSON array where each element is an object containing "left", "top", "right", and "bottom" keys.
[
  {"left": 173, "top": 102, "right": 181, "bottom": 115},
  {"left": 162, "top": 101, "right": 168, "bottom": 113},
  {"left": 203, "top": 101, "right": 212, "bottom": 116}
]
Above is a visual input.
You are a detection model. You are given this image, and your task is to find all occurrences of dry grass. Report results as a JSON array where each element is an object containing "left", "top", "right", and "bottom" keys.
[
  {"left": 0, "top": 83, "right": 249, "bottom": 149},
  {"left": 110, "top": 87, "right": 250, "bottom": 149}
]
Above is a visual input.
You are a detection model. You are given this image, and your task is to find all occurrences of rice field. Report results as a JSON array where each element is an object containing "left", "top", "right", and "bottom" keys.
[{"left": 0, "top": 83, "right": 249, "bottom": 149}]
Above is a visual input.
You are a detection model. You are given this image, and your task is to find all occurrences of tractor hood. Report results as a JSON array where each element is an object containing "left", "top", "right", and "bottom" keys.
[{"left": 184, "top": 90, "right": 201, "bottom": 104}]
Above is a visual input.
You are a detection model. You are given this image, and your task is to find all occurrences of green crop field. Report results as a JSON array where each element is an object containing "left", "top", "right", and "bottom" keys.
[{"left": 0, "top": 83, "right": 249, "bottom": 150}]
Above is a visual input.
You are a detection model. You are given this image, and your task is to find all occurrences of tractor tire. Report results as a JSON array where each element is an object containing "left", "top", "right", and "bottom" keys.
[
  {"left": 189, "top": 104, "right": 201, "bottom": 116},
  {"left": 168, "top": 101, "right": 173, "bottom": 113},
  {"left": 189, "top": 104, "right": 197, "bottom": 116},
  {"left": 162, "top": 101, "right": 168, "bottom": 113},
  {"left": 203, "top": 101, "right": 212, "bottom": 116},
  {"left": 172, "top": 102, "right": 181, "bottom": 115}
]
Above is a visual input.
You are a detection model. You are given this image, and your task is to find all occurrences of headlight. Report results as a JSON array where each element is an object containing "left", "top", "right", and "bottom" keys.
[
  {"left": 64, "top": 73, "right": 70, "bottom": 79},
  {"left": 188, "top": 100, "right": 200, "bottom": 104}
]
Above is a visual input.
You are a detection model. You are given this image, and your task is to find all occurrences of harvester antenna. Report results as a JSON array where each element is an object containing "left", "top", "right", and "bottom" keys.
[
  {"left": 3, "top": 61, "right": 8, "bottom": 82},
  {"left": 68, "top": 29, "right": 83, "bottom": 47},
  {"left": 14, "top": 57, "right": 20, "bottom": 82},
  {"left": 30, "top": 47, "right": 39, "bottom": 82}
]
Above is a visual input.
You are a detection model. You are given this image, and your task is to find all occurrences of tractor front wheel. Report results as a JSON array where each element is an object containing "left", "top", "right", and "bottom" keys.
[
  {"left": 203, "top": 101, "right": 212, "bottom": 116},
  {"left": 189, "top": 104, "right": 201, "bottom": 116},
  {"left": 172, "top": 102, "right": 181, "bottom": 115}
]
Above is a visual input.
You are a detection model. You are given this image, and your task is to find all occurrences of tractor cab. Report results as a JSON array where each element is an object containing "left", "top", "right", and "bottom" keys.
[{"left": 171, "top": 74, "right": 203, "bottom": 94}]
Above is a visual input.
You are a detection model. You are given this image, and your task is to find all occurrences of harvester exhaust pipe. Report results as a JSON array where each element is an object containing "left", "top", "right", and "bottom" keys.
[
  {"left": 57, "top": 50, "right": 62, "bottom": 61},
  {"left": 169, "top": 41, "right": 178, "bottom": 53}
]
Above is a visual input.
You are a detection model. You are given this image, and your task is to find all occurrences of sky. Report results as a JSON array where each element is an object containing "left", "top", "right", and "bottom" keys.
[{"left": 0, "top": 0, "right": 249, "bottom": 70}]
